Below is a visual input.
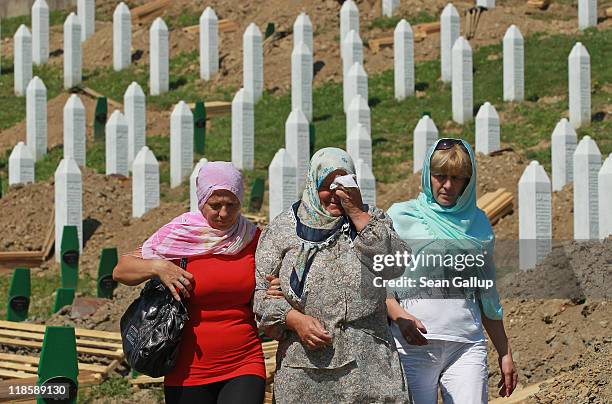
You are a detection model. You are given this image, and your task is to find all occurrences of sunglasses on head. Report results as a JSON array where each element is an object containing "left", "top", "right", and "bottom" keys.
[{"left": 435, "top": 138, "right": 467, "bottom": 151}]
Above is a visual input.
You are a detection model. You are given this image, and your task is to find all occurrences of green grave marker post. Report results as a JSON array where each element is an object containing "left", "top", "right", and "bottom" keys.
[
  {"left": 93, "top": 97, "right": 108, "bottom": 142},
  {"left": 193, "top": 101, "right": 207, "bottom": 155},
  {"left": 97, "top": 247, "right": 118, "bottom": 299},
  {"left": 60, "top": 226, "right": 80, "bottom": 289},
  {"left": 6, "top": 267, "right": 31, "bottom": 322},
  {"left": 37, "top": 326, "right": 79, "bottom": 404},
  {"left": 309, "top": 123, "right": 316, "bottom": 156},
  {"left": 53, "top": 288, "right": 75, "bottom": 313},
  {"left": 248, "top": 178, "right": 265, "bottom": 212},
  {"left": 264, "top": 22, "right": 275, "bottom": 39}
]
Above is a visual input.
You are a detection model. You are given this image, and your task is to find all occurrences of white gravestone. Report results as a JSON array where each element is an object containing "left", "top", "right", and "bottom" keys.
[
  {"left": 475, "top": 102, "right": 500, "bottom": 155},
  {"left": 77, "top": 0, "right": 95, "bottom": 42},
  {"left": 14, "top": 25, "right": 32, "bottom": 96},
  {"left": 200, "top": 7, "right": 219, "bottom": 81},
  {"left": 568, "top": 42, "right": 591, "bottom": 128},
  {"left": 8, "top": 142, "right": 35, "bottom": 186},
  {"left": 347, "top": 123, "right": 372, "bottom": 170},
  {"left": 113, "top": 2, "right": 131, "bottom": 71},
  {"left": 285, "top": 109, "right": 310, "bottom": 196},
  {"left": 231, "top": 89, "right": 254, "bottom": 170},
  {"left": 105, "top": 110, "right": 129, "bottom": 176},
  {"left": 356, "top": 158, "right": 376, "bottom": 207},
  {"left": 269, "top": 148, "right": 297, "bottom": 222},
  {"left": 344, "top": 62, "right": 368, "bottom": 114},
  {"left": 26, "top": 76, "right": 47, "bottom": 161},
  {"left": 243, "top": 23, "right": 263, "bottom": 103},
  {"left": 340, "top": 0, "right": 359, "bottom": 60},
  {"left": 63, "top": 94, "right": 86, "bottom": 167},
  {"left": 394, "top": 19, "right": 414, "bottom": 101},
  {"left": 382, "top": 0, "right": 399, "bottom": 18},
  {"left": 150, "top": 18, "right": 169, "bottom": 95},
  {"left": 292, "top": 42, "right": 313, "bottom": 122},
  {"left": 477, "top": 0, "right": 495, "bottom": 8},
  {"left": 413, "top": 115, "right": 439, "bottom": 173},
  {"left": 54, "top": 157, "right": 82, "bottom": 262},
  {"left": 132, "top": 146, "right": 160, "bottom": 218},
  {"left": 32, "top": 0, "right": 49, "bottom": 65},
  {"left": 452, "top": 36, "right": 473, "bottom": 124},
  {"left": 342, "top": 30, "right": 363, "bottom": 78},
  {"left": 551, "top": 118, "right": 577, "bottom": 192},
  {"left": 598, "top": 154, "right": 612, "bottom": 240},
  {"left": 346, "top": 94, "right": 371, "bottom": 141},
  {"left": 518, "top": 161, "right": 552, "bottom": 270},
  {"left": 64, "top": 13, "right": 82, "bottom": 89},
  {"left": 573, "top": 136, "right": 601, "bottom": 240},
  {"left": 124, "top": 82, "right": 146, "bottom": 170},
  {"left": 578, "top": 0, "right": 597, "bottom": 30},
  {"left": 294, "top": 12, "right": 313, "bottom": 54},
  {"left": 503, "top": 25, "right": 524, "bottom": 102},
  {"left": 440, "top": 3, "right": 460, "bottom": 83},
  {"left": 190, "top": 158, "right": 208, "bottom": 212},
  {"left": 170, "top": 101, "right": 194, "bottom": 188}
]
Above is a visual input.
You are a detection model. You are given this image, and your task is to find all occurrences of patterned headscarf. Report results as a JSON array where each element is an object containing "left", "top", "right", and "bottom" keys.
[{"left": 141, "top": 162, "right": 258, "bottom": 259}]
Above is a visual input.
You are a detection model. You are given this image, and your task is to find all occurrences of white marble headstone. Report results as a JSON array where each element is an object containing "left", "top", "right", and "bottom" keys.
[
  {"left": 132, "top": 146, "right": 160, "bottom": 218},
  {"left": 452, "top": 36, "right": 473, "bottom": 124},
  {"left": 63, "top": 94, "right": 86, "bottom": 166},
  {"left": 150, "top": 18, "right": 169, "bottom": 95},
  {"left": 518, "top": 161, "right": 552, "bottom": 270},
  {"left": 477, "top": 0, "right": 495, "bottom": 8},
  {"left": 124, "top": 82, "right": 146, "bottom": 170},
  {"left": 292, "top": 42, "right": 313, "bottom": 122},
  {"left": 356, "top": 158, "right": 376, "bottom": 207},
  {"left": 568, "top": 42, "right": 591, "bottom": 128},
  {"left": 394, "top": 19, "right": 414, "bottom": 101},
  {"left": 77, "top": 0, "right": 95, "bottom": 42},
  {"left": 551, "top": 118, "right": 577, "bottom": 192},
  {"left": 340, "top": 0, "right": 359, "bottom": 60},
  {"left": 294, "top": 12, "right": 313, "bottom": 54},
  {"left": 14, "top": 25, "right": 33, "bottom": 96},
  {"left": 382, "top": 0, "right": 399, "bottom": 17},
  {"left": 170, "top": 101, "right": 194, "bottom": 188},
  {"left": 113, "top": 2, "right": 131, "bottom": 71},
  {"left": 578, "top": 0, "right": 597, "bottom": 30},
  {"left": 342, "top": 30, "right": 363, "bottom": 78},
  {"left": 285, "top": 109, "right": 310, "bottom": 196},
  {"left": 475, "top": 102, "right": 500, "bottom": 155},
  {"left": 200, "top": 7, "right": 219, "bottom": 81},
  {"left": 243, "top": 23, "right": 263, "bottom": 103},
  {"left": 440, "top": 3, "right": 460, "bottom": 83},
  {"left": 63, "top": 12, "right": 82, "bottom": 89},
  {"left": 105, "top": 110, "right": 129, "bottom": 176},
  {"left": 346, "top": 94, "right": 371, "bottom": 141},
  {"left": 347, "top": 123, "right": 372, "bottom": 170},
  {"left": 54, "top": 157, "right": 82, "bottom": 262},
  {"left": 573, "top": 136, "right": 601, "bottom": 240},
  {"left": 413, "top": 115, "right": 439, "bottom": 173},
  {"left": 269, "top": 148, "right": 297, "bottom": 222},
  {"left": 231, "top": 89, "right": 254, "bottom": 170},
  {"left": 32, "top": 0, "right": 49, "bottom": 65},
  {"left": 599, "top": 154, "right": 612, "bottom": 240},
  {"left": 344, "top": 62, "right": 368, "bottom": 114},
  {"left": 190, "top": 158, "right": 208, "bottom": 212},
  {"left": 26, "top": 76, "right": 47, "bottom": 161},
  {"left": 503, "top": 25, "right": 524, "bottom": 102},
  {"left": 8, "top": 142, "right": 35, "bottom": 186}
]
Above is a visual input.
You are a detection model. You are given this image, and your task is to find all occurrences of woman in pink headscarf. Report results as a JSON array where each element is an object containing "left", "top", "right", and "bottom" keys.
[{"left": 113, "top": 162, "right": 266, "bottom": 404}]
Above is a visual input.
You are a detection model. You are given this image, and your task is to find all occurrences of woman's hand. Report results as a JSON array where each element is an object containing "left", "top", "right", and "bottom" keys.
[
  {"left": 396, "top": 314, "right": 428, "bottom": 345},
  {"left": 265, "top": 275, "right": 284, "bottom": 299},
  {"left": 286, "top": 309, "right": 333, "bottom": 350},
  {"left": 152, "top": 259, "right": 194, "bottom": 301},
  {"left": 334, "top": 186, "right": 370, "bottom": 231},
  {"left": 497, "top": 353, "right": 518, "bottom": 397}
]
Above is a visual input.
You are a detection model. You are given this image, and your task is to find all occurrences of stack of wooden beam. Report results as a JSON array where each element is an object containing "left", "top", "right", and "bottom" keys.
[
  {"left": 182, "top": 19, "right": 240, "bottom": 35},
  {"left": 369, "top": 22, "right": 440, "bottom": 53},
  {"left": 132, "top": 0, "right": 172, "bottom": 24},
  {"left": 477, "top": 188, "right": 514, "bottom": 225}
]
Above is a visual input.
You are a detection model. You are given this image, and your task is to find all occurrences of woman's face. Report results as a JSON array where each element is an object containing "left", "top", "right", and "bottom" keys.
[
  {"left": 430, "top": 173, "right": 469, "bottom": 206},
  {"left": 318, "top": 169, "right": 347, "bottom": 217},
  {"left": 200, "top": 190, "right": 241, "bottom": 230}
]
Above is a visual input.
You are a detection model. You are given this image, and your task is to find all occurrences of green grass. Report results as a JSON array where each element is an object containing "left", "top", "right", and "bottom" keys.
[
  {"left": 0, "top": 9, "right": 72, "bottom": 38},
  {"left": 368, "top": 11, "right": 437, "bottom": 30}
]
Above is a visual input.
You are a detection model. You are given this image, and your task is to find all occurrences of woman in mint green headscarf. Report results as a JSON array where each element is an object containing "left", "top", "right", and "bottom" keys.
[{"left": 387, "top": 138, "right": 518, "bottom": 403}]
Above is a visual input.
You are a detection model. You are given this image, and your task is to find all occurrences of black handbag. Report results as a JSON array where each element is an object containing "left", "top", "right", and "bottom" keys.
[{"left": 120, "top": 258, "right": 190, "bottom": 377}]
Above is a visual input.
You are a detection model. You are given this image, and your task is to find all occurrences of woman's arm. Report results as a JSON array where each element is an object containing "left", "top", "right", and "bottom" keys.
[{"left": 481, "top": 311, "right": 518, "bottom": 397}]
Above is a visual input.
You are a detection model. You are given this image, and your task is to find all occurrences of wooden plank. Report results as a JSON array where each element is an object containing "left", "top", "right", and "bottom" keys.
[
  {"left": 183, "top": 19, "right": 239, "bottom": 35},
  {"left": 78, "top": 87, "right": 123, "bottom": 110},
  {"left": 41, "top": 211, "right": 55, "bottom": 260},
  {"left": 0, "top": 363, "right": 37, "bottom": 374},
  {"left": 0, "top": 321, "right": 122, "bottom": 341},
  {"left": 132, "top": 0, "right": 172, "bottom": 23},
  {"left": 129, "top": 375, "right": 164, "bottom": 385},
  {"left": 0, "top": 354, "right": 108, "bottom": 374},
  {"left": 527, "top": 0, "right": 550, "bottom": 10},
  {"left": 0, "top": 354, "right": 38, "bottom": 365},
  {"left": 607, "top": 7, "right": 612, "bottom": 18},
  {"left": 415, "top": 22, "right": 440, "bottom": 35},
  {"left": 0, "top": 337, "right": 123, "bottom": 359}
]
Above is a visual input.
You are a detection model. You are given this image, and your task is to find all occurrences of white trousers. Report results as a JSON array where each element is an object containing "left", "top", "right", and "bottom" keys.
[{"left": 398, "top": 339, "right": 488, "bottom": 404}]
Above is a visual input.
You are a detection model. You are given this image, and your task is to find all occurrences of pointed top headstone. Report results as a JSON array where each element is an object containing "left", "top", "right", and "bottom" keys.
[
  {"left": 202, "top": 6, "right": 217, "bottom": 19},
  {"left": 126, "top": 81, "right": 145, "bottom": 97},
  {"left": 151, "top": 17, "right": 168, "bottom": 31},
  {"left": 245, "top": 22, "right": 262, "bottom": 37}
]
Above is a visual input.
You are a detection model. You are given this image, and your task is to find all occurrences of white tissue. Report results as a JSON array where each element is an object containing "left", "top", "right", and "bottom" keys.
[{"left": 329, "top": 174, "right": 359, "bottom": 190}]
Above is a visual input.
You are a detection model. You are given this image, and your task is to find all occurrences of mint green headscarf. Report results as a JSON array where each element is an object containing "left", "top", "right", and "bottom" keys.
[{"left": 387, "top": 139, "right": 503, "bottom": 320}]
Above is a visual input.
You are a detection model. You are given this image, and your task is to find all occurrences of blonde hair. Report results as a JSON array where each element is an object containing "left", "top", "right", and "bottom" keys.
[{"left": 430, "top": 144, "right": 472, "bottom": 178}]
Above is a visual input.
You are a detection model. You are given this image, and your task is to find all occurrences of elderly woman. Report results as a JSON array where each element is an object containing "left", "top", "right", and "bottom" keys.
[
  {"left": 254, "top": 147, "right": 411, "bottom": 403},
  {"left": 113, "top": 162, "right": 265, "bottom": 404},
  {"left": 386, "top": 138, "right": 518, "bottom": 403}
]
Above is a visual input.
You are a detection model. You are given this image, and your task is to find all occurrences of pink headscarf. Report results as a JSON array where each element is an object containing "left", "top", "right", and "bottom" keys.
[{"left": 141, "top": 162, "right": 258, "bottom": 259}]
